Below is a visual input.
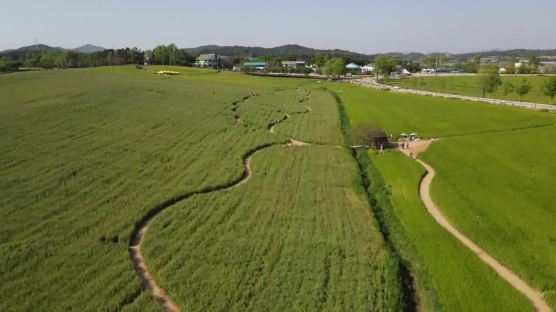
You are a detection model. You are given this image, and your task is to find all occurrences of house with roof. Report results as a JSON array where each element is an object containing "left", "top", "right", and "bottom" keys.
[
  {"left": 346, "top": 63, "right": 362, "bottom": 75},
  {"left": 195, "top": 54, "right": 231, "bottom": 68},
  {"left": 243, "top": 61, "right": 267, "bottom": 70},
  {"left": 539, "top": 61, "right": 556, "bottom": 74},
  {"left": 281, "top": 60, "right": 306, "bottom": 68}
]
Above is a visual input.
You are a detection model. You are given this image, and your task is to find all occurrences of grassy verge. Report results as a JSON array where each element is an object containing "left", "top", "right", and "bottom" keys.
[{"left": 332, "top": 90, "right": 422, "bottom": 311}]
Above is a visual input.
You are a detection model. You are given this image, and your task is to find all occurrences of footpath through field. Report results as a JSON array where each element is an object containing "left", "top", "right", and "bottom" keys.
[
  {"left": 129, "top": 93, "right": 312, "bottom": 312},
  {"left": 352, "top": 77, "right": 556, "bottom": 112},
  {"left": 398, "top": 141, "right": 553, "bottom": 312}
]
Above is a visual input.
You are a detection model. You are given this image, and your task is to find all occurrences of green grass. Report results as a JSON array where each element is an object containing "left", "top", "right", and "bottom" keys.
[
  {"left": 143, "top": 145, "right": 399, "bottom": 311},
  {"left": 422, "top": 126, "right": 556, "bottom": 308},
  {"left": 388, "top": 75, "right": 555, "bottom": 104},
  {"left": 336, "top": 83, "right": 556, "bottom": 310},
  {"left": 0, "top": 65, "right": 398, "bottom": 311},
  {"left": 366, "top": 150, "right": 531, "bottom": 311},
  {"left": 334, "top": 83, "right": 555, "bottom": 138}
]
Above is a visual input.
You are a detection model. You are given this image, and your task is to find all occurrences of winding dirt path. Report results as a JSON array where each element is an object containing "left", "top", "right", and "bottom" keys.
[
  {"left": 400, "top": 142, "right": 552, "bottom": 312},
  {"left": 129, "top": 92, "right": 312, "bottom": 312},
  {"left": 269, "top": 114, "right": 290, "bottom": 134}
]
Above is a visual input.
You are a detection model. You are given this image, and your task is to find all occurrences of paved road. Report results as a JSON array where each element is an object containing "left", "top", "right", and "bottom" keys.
[{"left": 352, "top": 77, "right": 556, "bottom": 112}]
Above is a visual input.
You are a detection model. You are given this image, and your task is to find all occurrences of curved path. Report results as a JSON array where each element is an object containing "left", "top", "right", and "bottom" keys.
[
  {"left": 410, "top": 148, "right": 552, "bottom": 312},
  {"left": 128, "top": 93, "right": 311, "bottom": 312}
]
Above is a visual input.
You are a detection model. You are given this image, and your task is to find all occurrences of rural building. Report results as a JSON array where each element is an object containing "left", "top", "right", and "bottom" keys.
[
  {"left": 195, "top": 54, "right": 231, "bottom": 68},
  {"left": 346, "top": 63, "right": 362, "bottom": 75},
  {"left": 539, "top": 61, "right": 556, "bottom": 74},
  {"left": 243, "top": 61, "right": 267, "bottom": 70},
  {"left": 480, "top": 56, "right": 499, "bottom": 63},
  {"left": 371, "top": 131, "right": 388, "bottom": 147},
  {"left": 346, "top": 63, "right": 362, "bottom": 71},
  {"left": 515, "top": 60, "right": 528, "bottom": 70},
  {"left": 281, "top": 60, "right": 306, "bottom": 68}
]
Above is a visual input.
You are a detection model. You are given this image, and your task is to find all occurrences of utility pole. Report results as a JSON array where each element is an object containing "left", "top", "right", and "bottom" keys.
[{"left": 435, "top": 54, "right": 438, "bottom": 77}]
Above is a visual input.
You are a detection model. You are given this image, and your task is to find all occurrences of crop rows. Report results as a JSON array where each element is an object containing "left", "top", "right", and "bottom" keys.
[{"left": 0, "top": 66, "right": 398, "bottom": 311}]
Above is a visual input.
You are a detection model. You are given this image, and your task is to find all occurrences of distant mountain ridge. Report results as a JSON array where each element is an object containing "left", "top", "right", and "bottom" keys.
[
  {"left": 184, "top": 44, "right": 366, "bottom": 58},
  {"left": 0, "top": 43, "right": 106, "bottom": 56},
  {"left": 2, "top": 43, "right": 555, "bottom": 60},
  {"left": 74, "top": 44, "right": 105, "bottom": 53},
  {"left": 456, "top": 49, "right": 556, "bottom": 58},
  {"left": 184, "top": 44, "right": 556, "bottom": 59},
  {"left": 0, "top": 44, "right": 65, "bottom": 54}
]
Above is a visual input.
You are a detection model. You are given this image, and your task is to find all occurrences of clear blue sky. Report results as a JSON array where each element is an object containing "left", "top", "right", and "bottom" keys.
[{"left": 1, "top": 0, "right": 555, "bottom": 53}]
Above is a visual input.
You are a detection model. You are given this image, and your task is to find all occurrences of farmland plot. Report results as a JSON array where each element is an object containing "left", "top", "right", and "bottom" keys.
[
  {"left": 422, "top": 126, "right": 556, "bottom": 309},
  {"left": 335, "top": 83, "right": 556, "bottom": 310},
  {"left": 143, "top": 146, "right": 399, "bottom": 311},
  {"left": 0, "top": 67, "right": 398, "bottom": 311},
  {"left": 365, "top": 150, "right": 531, "bottom": 311}
]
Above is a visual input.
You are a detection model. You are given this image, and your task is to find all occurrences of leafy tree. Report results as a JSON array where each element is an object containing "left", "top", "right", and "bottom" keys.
[
  {"left": 515, "top": 79, "right": 532, "bottom": 101},
  {"left": 507, "top": 56, "right": 517, "bottom": 73},
  {"left": 478, "top": 65, "right": 501, "bottom": 97},
  {"left": 323, "top": 57, "right": 345, "bottom": 79},
  {"left": 464, "top": 62, "right": 479, "bottom": 73},
  {"left": 0, "top": 57, "right": 20, "bottom": 72},
  {"left": 351, "top": 123, "right": 386, "bottom": 148},
  {"left": 23, "top": 52, "right": 41, "bottom": 67},
  {"left": 527, "top": 54, "right": 539, "bottom": 72},
  {"left": 453, "top": 60, "right": 464, "bottom": 71},
  {"left": 153, "top": 45, "right": 170, "bottom": 65},
  {"left": 175, "top": 49, "right": 195, "bottom": 66},
  {"left": 430, "top": 53, "right": 448, "bottom": 75},
  {"left": 167, "top": 43, "right": 177, "bottom": 65},
  {"left": 472, "top": 54, "right": 481, "bottom": 65},
  {"left": 542, "top": 77, "right": 556, "bottom": 104},
  {"left": 401, "top": 59, "right": 421, "bottom": 73},
  {"left": 310, "top": 53, "right": 330, "bottom": 67},
  {"left": 502, "top": 81, "right": 515, "bottom": 96},
  {"left": 373, "top": 55, "right": 398, "bottom": 79}
]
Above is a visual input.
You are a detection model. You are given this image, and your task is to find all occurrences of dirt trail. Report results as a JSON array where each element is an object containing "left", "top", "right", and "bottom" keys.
[
  {"left": 288, "top": 138, "right": 309, "bottom": 146},
  {"left": 129, "top": 91, "right": 313, "bottom": 311},
  {"left": 269, "top": 114, "right": 290, "bottom": 134},
  {"left": 400, "top": 141, "right": 552, "bottom": 312},
  {"left": 129, "top": 235, "right": 181, "bottom": 311},
  {"left": 398, "top": 139, "right": 434, "bottom": 158}
]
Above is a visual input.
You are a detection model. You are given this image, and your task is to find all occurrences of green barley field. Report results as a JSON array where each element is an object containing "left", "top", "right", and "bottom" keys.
[
  {"left": 335, "top": 84, "right": 556, "bottom": 310},
  {"left": 2, "top": 65, "right": 555, "bottom": 311},
  {"left": 387, "top": 75, "right": 555, "bottom": 104},
  {"left": 0, "top": 66, "right": 399, "bottom": 311}
]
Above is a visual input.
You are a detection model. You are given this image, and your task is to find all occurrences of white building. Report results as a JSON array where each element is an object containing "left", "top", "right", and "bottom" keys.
[
  {"left": 362, "top": 64, "right": 374, "bottom": 73},
  {"left": 281, "top": 60, "right": 306, "bottom": 68}
]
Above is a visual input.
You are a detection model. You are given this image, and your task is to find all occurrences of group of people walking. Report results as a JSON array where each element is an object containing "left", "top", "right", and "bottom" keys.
[{"left": 400, "top": 141, "right": 414, "bottom": 158}]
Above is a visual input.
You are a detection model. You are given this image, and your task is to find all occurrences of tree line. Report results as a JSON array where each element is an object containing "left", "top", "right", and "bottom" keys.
[
  {"left": 0, "top": 44, "right": 199, "bottom": 72},
  {"left": 479, "top": 65, "right": 556, "bottom": 103}
]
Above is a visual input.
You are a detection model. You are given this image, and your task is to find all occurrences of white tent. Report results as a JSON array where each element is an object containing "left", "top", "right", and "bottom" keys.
[
  {"left": 362, "top": 64, "right": 374, "bottom": 73},
  {"left": 346, "top": 63, "right": 362, "bottom": 70}
]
